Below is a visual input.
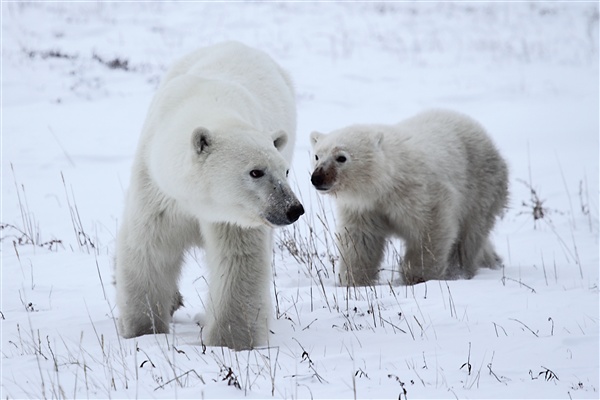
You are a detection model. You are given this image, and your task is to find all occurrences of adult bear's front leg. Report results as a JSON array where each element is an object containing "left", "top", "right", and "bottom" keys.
[
  {"left": 115, "top": 218, "right": 186, "bottom": 338},
  {"left": 203, "top": 222, "right": 272, "bottom": 350},
  {"left": 115, "top": 175, "right": 195, "bottom": 339}
]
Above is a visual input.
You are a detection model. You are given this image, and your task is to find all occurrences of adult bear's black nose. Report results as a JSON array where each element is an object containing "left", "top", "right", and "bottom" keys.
[{"left": 286, "top": 203, "right": 304, "bottom": 223}]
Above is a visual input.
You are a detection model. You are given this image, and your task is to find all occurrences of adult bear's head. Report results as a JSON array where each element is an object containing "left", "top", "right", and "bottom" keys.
[{"left": 150, "top": 125, "right": 304, "bottom": 228}]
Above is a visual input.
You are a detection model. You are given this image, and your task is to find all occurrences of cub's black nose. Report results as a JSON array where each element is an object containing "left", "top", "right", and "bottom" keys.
[
  {"left": 286, "top": 203, "right": 305, "bottom": 223},
  {"left": 311, "top": 172, "right": 323, "bottom": 187}
]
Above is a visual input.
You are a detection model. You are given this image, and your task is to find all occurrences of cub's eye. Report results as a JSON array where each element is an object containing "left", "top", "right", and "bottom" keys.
[
  {"left": 315, "top": 155, "right": 319, "bottom": 161},
  {"left": 249, "top": 170, "right": 265, "bottom": 178},
  {"left": 336, "top": 155, "right": 347, "bottom": 163},
  {"left": 286, "top": 169, "right": 289, "bottom": 177}
]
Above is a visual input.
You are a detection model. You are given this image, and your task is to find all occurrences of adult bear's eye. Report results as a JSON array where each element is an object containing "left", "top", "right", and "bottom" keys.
[
  {"left": 336, "top": 155, "right": 347, "bottom": 163},
  {"left": 250, "top": 170, "right": 265, "bottom": 178},
  {"left": 286, "top": 169, "right": 289, "bottom": 177},
  {"left": 315, "top": 155, "right": 319, "bottom": 161}
]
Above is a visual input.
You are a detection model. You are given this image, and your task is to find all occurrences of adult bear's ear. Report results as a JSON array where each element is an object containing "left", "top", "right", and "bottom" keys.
[
  {"left": 192, "top": 127, "right": 211, "bottom": 154},
  {"left": 310, "top": 131, "right": 323, "bottom": 147},
  {"left": 272, "top": 130, "right": 288, "bottom": 151}
]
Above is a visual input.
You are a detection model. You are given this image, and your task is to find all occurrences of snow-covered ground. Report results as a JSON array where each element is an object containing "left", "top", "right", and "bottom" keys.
[{"left": 1, "top": 2, "right": 598, "bottom": 399}]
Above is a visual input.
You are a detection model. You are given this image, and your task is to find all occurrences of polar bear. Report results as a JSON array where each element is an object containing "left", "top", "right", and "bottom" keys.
[
  {"left": 310, "top": 109, "right": 508, "bottom": 286},
  {"left": 115, "top": 41, "right": 304, "bottom": 350}
]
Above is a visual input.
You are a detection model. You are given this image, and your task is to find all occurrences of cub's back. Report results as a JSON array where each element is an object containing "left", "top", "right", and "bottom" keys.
[
  {"left": 395, "top": 109, "right": 508, "bottom": 211},
  {"left": 387, "top": 110, "right": 473, "bottom": 183}
]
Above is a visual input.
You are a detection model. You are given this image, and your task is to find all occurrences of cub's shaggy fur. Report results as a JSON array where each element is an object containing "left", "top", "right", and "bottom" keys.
[{"left": 310, "top": 110, "right": 508, "bottom": 285}]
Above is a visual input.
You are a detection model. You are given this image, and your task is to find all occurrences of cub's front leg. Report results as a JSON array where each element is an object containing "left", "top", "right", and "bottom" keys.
[
  {"left": 401, "top": 215, "right": 459, "bottom": 285},
  {"left": 337, "top": 209, "right": 388, "bottom": 287}
]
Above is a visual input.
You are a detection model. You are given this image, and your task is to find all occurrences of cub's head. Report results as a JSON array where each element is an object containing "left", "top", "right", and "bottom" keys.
[
  {"left": 310, "top": 127, "right": 384, "bottom": 197},
  {"left": 151, "top": 126, "right": 304, "bottom": 228}
]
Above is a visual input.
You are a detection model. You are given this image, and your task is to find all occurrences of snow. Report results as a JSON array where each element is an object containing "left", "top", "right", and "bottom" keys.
[{"left": 1, "top": 2, "right": 598, "bottom": 399}]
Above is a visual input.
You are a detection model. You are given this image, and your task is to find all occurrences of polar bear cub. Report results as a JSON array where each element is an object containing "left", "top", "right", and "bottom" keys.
[
  {"left": 310, "top": 109, "right": 508, "bottom": 286},
  {"left": 116, "top": 41, "right": 304, "bottom": 350}
]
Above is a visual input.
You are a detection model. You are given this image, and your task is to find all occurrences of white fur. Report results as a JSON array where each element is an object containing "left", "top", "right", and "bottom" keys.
[
  {"left": 310, "top": 109, "right": 509, "bottom": 285},
  {"left": 116, "top": 41, "right": 303, "bottom": 350}
]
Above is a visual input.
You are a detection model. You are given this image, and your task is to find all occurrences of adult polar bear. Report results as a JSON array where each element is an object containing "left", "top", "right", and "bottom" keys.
[
  {"left": 116, "top": 42, "right": 304, "bottom": 350},
  {"left": 310, "top": 110, "right": 508, "bottom": 286}
]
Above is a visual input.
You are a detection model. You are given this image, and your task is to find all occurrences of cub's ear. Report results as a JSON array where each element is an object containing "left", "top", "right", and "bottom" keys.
[
  {"left": 272, "top": 130, "right": 288, "bottom": 151},
  {"left": 374, "top": 131, "right": 384, "bottom": 149},
  {"left": 192, "top": 127, "right": 212, "bottom": 154},
  {"left": 310, "top": 131, "right": 323, "bottom": 147}
]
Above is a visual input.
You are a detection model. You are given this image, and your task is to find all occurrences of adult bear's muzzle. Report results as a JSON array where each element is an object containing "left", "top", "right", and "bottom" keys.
[{"left": 263, "top": 181, "right": 304, "bottom": 226}]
